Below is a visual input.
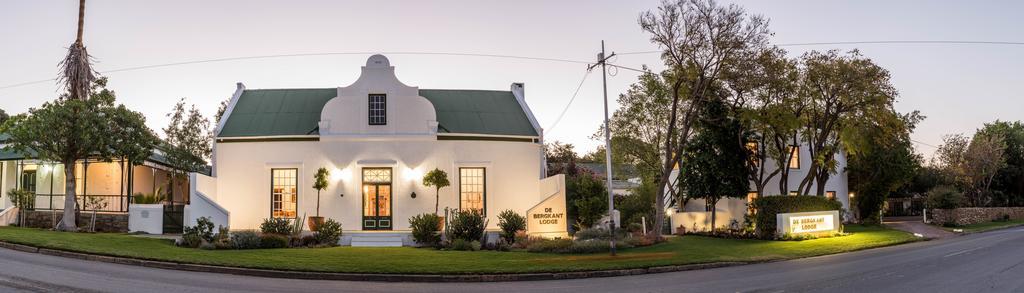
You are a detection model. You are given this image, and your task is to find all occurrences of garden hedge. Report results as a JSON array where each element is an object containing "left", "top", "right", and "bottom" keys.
[{"left": 750, "top": 195, "right": 842, "bottom": 239}]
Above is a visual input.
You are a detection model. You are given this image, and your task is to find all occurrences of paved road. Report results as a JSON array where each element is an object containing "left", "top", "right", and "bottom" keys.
[{"left": 1, "top": 228, "right": 1023, "bottom": 293}]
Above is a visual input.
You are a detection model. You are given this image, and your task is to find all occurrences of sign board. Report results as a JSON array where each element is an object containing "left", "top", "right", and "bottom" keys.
[
  {"left": 527, "top": 175, "right": 569, "bottom": 238},
  {"left": 776, "top": 210, "right": 840, "bottom": 237}
]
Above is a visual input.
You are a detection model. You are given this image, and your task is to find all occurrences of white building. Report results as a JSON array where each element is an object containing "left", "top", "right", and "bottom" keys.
[
  {"left": 669, "top": 141, "right": 851, "bottom": 231},
  {"left": 193, "top": 55, "right": 567, "bottom": 246}
]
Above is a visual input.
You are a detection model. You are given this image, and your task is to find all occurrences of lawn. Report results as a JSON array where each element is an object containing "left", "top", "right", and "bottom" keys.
[
  {"left": 0, "top": 225, "right": 917, "bottom": 274},
  {"left": 940, "top": 219, "right": 1024, "bottom": 233}
]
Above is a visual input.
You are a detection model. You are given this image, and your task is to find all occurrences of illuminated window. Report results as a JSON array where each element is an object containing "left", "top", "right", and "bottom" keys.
[
  {"left": 746, "top": 141, "right": 759, "bottom": 166},
  {"left": 362, "top": 168, "right": 392, "bottom": 183},
  {"left": 368, "top": 94, "right": 387, "bottom": 125},
  {"left": 826, "top": 191, "right": 836, "bottom": 200},
  {"left": 789, "top": 191, "right": 799, "bottom": 196},
  {"left": 460, "top": 167, "right": 486, "bottom": 214},
  {"left": 787, "top": 146, "right": 800, "bottom": 169},
  {"left": 271, "top": 169, "right": 297, "bottom": 218},
  {"left": 747, "top": 191, "right": 759, "bottom": 213}
]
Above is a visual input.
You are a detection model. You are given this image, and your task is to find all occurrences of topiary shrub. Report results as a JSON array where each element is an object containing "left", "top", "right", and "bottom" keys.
[
  {"left": 497, "top": 210, "right": 526, "bottom": 245},
  {"left": 448, "top": 209, "right": 485, "bottom": 242},
  {"left": 260, "top": 234, "right": 289, "bottom": 248},
  {"left": 230, "top": 230, "right": 262, "bottom": 249},
  {"left": 750, "top": 195, "right": 842, "bottom": 239},
  {"left": 314, "top": 218, "right": 342, "bottom": 246},
  {"left": 260, "top": 218, "right": 292, "bottom": 235},
  {"left": 409, "top": 213, "right": 442, "bottom": 247}
]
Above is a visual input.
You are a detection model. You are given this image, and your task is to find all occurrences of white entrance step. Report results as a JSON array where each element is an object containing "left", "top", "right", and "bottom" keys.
[{"left": 350, "top": 234, "right": 406, "bottom": 247}]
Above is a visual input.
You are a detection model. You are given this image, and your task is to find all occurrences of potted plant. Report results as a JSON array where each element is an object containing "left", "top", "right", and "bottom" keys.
[
  {"left": 422, "top": 168, "right": 450, "bottom": 229},
  {"left": 308, "top": 167, "right": 329, "bottom": 231}
]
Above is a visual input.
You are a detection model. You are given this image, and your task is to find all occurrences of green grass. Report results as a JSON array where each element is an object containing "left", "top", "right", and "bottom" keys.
[
  {"left": 940, "top": 219, "right": 1024, "bottom": 233},
  {"left": 0, "top": 225, "right": 917, "bottom": 274}
]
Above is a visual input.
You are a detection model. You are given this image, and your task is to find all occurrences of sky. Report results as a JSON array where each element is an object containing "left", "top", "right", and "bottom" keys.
[{"left": 1, "top": 0, "right": 1022, "bottom": 159}]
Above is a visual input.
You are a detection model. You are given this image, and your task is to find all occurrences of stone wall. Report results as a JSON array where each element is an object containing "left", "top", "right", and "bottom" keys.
[
  {"left": 20, "top": 210, "right": 129, "bottom": 232},
  {"left": 930, "top": 207, "right": 1024, "bottom": 226}
]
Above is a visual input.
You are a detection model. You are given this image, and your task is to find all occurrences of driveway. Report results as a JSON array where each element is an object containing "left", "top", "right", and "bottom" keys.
[
  {"left": 884, "top": 216, "right": 957, "bottom": 239},
  {"left": 1, "top": 227, "right": 1023, "bottom": 292}
]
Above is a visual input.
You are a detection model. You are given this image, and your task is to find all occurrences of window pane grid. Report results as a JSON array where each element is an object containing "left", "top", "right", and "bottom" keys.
[
  {"left": 460, "top": 168, "right": 485, "bottom": 214},
  {"left": 369, "top": 94, "right": 386, "bottom": 125},
  {"left": 271, "top": 169, "right": 297, "bottom": 218}
]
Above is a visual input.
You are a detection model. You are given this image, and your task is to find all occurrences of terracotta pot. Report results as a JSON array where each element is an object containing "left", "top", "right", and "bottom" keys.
[{"left": 307, "top": 216, "right": 325, "bottom": 232}]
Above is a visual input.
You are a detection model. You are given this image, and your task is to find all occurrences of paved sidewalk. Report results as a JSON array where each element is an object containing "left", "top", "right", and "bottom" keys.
[{"left": 884, "top": 216, "right": 957, "bottom": 239}]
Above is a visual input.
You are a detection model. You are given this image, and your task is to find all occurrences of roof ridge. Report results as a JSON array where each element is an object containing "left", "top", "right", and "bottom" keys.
[
  {"left": 420, "top": 88, "right": 512, "bottom": 93},
  {"left": 244, "top": 88, "right": 336, "bottom": 91}
]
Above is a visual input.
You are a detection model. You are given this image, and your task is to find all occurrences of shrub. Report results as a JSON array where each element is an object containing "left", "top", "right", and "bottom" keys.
[
  {"left": 573, "top": 228, "right": 628, "bottom": 241},
  {"left": 179, "top": 233, "right": 202, "bottom": 248},
  {"left": 512, "top": 231, "right": 531, "bottom": 249},
  {"left": 750, "top": 195, "right": 842, "bottom": 239},
  {"left": 199, "top": 242, "right": 217, "bottom": 250},
  {"left": 526, "top": 238, "right": 635, "bottom": 254},
  {"left": 926, "top": 185, "right": 964, "bottom": 209},
  {"left": 448, "top": 209, "right": 485, "bottom": 242},
  {"left": 409, "top": 213, "right": 442, "bottom": 247},
  {"left": 525, "top": 238, "right": 573, "bottom": 253},
  {"left": 194, "top": 217, "right": 216, "bottom": 242},
  {"left": 300, "top": 235, "right": 318, "bottom": 247},
  {"left": 214, "top": 225, "right": 230, "bottom": 242},
  {"left": 260, "top": 234, "right": 289, "bottom": 248},
  {"left": 260, "top": 218, "right": 292, "bottom": 235},
  {"left": 449, "top": 239, "right": 479, "bottom": 251},
  {"left": 497, "top": 210, "right": 526, "bottom": 245},
  {"left": 230, "top": 230, "right": 262, "bottom": 249},
  {"left": 314, "top": 218, "right": 342, "bottom": 246}
]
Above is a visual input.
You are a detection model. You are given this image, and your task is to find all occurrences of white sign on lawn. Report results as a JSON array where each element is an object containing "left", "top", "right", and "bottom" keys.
[{"left": 776, "top": 210, "right": 840, "bottom": 237}]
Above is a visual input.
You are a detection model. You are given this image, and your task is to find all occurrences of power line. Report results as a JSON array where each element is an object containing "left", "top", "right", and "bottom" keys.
[
  {"left": 0, "top": 51, "right": 591, "bottom": 91},
  {"left": 545, "top": 69, "right": 593, "bottom": 134},
  {"left": 911, "top": 139, "right": 939, "bottom": 149},
  {"left": 616, "top": 40, "right": 1024, "bottom": 56}
]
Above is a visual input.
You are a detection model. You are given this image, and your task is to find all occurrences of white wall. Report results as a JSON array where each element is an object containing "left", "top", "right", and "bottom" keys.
[
  {"left": 214, "top": 139, "right": 543, "bottom": 231},
  {"left": 128, "top": 204, "right": 163, "bottom": 234},
  {"left": 185, "top": 173, "right": 230, "bottom": 229}
]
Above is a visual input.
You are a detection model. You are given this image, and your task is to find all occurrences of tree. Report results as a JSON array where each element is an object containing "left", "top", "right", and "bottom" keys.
[
  {"left": 846, "top": 111, "right": 922, "bottom": 224},
  {"left": 215, "top": 98, "right": 230, "bottom": 124},
  {"left": 163, "top": 99, "right": 212, "bottom": 202},
  {"left": 795, "top": 49, "right": 900, "bottom": 196},
  {"left": 963, "top": 133, "right": 1006, "bottom": 207},
  {"left": 422, "top": 168, "right": 450, "bottom": 214},
  {"left": 678, "top": 99, "right": 750, "bottom": 231},
  {"left": 616, "top": 179, "right": 657, "bottom": 233},
  {"left": 975, "top": 121, "right": 1024, "bottom": 206},
  {"left": 312, "top": 167, "right": 329, "bottom": 217},
  {"left": 0, "top": 108, "right": 9, "bottom": 125},
  {"left": 567, "top": 172, "right": 609, "bottom": 231},
  {"left": 1, "top": 78, "right": 158, "bottom": 231},
  {"left": 59, "top": 0, "right": 96, "bottom": 102},
  {"left": 638, "top": 0, "right": 770, "bottom": 234}
]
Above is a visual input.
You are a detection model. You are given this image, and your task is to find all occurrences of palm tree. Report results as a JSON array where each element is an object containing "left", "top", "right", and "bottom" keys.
[{"left": 56, "top": 0, "right": 96, "bottom": 231}]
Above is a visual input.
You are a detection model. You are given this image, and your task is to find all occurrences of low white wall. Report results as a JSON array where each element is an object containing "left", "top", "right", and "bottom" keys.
[
  {"left": 186, "top": 173, "right": 230, "bottom": 229},
  {"left": 128, "top": 204, "right": 163, "bottom": 234},
  {"left": 670, "top": 198, "right": 748, "bottom": 232}
]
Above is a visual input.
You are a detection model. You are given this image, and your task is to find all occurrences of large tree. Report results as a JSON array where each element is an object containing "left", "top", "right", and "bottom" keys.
[
  {"left": 638, "top": 0, "right": 770, "bottom": 234},
  {"left": 163, "top": 99, "right": 213, "bottom": 202},
  {"left": 975, "top": 121, "right": 1024, "bottom": 206},
  {"left": 1, "top": 78, "right": 158, "bottom": 231},
  {"left": 846, "top": 111, "right": 922, "bottom": 224},
  {"left": 933, "top": 132, "right": 1007, "bottom": 207},
  {"left": 795, "top": 49, "right": 899, "bottom": 196},
  {"left": 0, "top": 109, "right": 9, "bottom": 125},
  {"left": 678, "top": 99, "right": 750, "bottom": 230}
]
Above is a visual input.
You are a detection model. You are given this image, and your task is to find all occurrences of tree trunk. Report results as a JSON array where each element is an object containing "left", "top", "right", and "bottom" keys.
[
  {"left": 59, "top": 160, "right": 77, "bottom": 231},
  {"left": 434, "top": 187, "right": 440, "bottom": 214},
  {"left": 316, "top": 190, "right": 321, "bottom": 217},
  {"left": 76, "top": 0, "right": 85, "bottom": 44},
  {"left": 710, "top": 199, "right": 717, "bottom": 234}
]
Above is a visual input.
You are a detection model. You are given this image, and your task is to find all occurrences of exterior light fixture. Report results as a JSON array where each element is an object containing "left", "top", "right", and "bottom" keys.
[
  {"left": 339, "top": 193, "right": 344, "bottom": 197},
  {"left": 411, "top": 192, "right": 417, "bottom": 199}
]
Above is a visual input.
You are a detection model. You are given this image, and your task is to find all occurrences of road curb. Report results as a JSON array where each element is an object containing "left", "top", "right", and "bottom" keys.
[{"left": 0, "top": 240, "right": 748, "bottom": 282}]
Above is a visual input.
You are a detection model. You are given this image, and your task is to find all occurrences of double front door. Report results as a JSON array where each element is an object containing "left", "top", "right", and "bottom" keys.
[{"left": 362, "top": 168, "right": 392, "bottom": 230}]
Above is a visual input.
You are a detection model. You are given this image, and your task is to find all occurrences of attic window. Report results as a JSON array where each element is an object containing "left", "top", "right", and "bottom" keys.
[{"left": 369, "top": 94, "right": 386, "bottom": 125}]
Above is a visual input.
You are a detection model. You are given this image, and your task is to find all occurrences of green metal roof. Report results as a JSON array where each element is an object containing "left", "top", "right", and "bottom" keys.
[{"left": 217, "top": 88, "right": 539, "bottom": 138}]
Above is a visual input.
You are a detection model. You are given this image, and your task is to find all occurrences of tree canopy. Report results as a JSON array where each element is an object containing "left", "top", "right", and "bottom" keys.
[
  {"left": 1, "top": 78, "right": 158, "bottom": 231},
  {"left": 678, "top": 98, "right": 750, "bottom": 229}
]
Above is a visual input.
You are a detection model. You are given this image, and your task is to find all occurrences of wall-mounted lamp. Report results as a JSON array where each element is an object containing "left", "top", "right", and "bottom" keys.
[
  {"left": 339, "top": 193, "right": 344, "bottom": 198},
  {"left": 411, "top": 192, "right": 417, "bottom": 199}
]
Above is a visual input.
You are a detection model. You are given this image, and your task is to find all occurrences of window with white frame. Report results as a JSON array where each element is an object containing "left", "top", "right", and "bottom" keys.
[
  {"left": 368, "top": 94, "right": 387, "bottom": 125},
  {"left": 271, "top": 169, "right": 297, "bottom": 218},
  {"left": 459, "top": 167, "right": 486, "bottom": 214}
]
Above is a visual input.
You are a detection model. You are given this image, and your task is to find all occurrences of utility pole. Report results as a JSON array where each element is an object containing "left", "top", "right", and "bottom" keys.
[{"left": 589, "top": 40, "right": 617, "bottom": 256}]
